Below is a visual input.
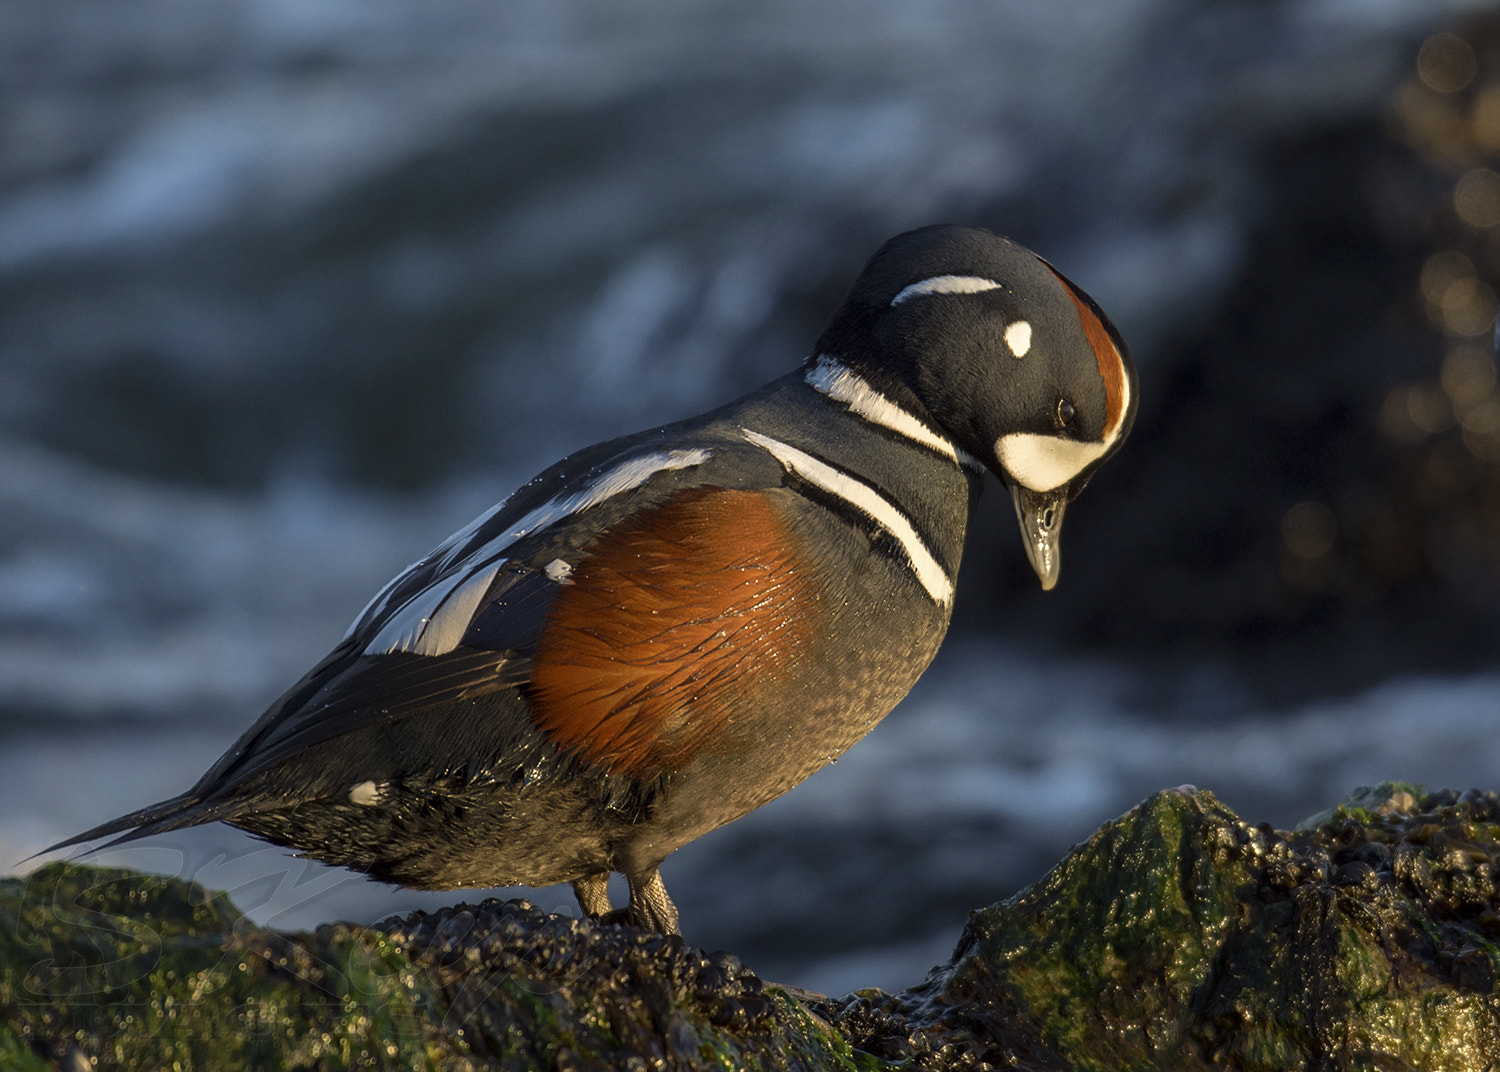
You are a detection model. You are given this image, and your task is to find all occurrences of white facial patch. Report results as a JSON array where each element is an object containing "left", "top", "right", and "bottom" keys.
[
  {"left": 742, "top": 428, "right": 954, "bottom": 606},
  {"left": 995, "top": 433, "right": 1112, "bottom": 493},
  {"left": 544, "top": 558, "right": 573, "bottom": 583},
  {"left": 1004, "top": 320, "right": 1032, "bottom": 358},
  {"left": 355, "top": 448, "right": 712, "bottom": 655},
  {"left": 805, "top": 356, "right": 980, "bottom": 469},
  {"left": 889, "top": 275, "right": 1002, "bottom": 306}
]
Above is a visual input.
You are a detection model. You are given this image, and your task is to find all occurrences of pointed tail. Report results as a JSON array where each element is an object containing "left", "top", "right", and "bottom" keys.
[{"left": 30, "top": 793, "right": 251, "bottom": 863}]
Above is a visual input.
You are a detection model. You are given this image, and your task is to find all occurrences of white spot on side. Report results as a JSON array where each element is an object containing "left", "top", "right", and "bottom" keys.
[
  {"left": 348, "top": 780, "right": 383, "bottom": 806},
  {"left": 1004, "top": 320, "right": 1032, "bottom": 358},
  {"left": 741, "top": 428, "right": 954, "bottom": 606},
  {"left": 805, "top": 356, "right": 980, "bottom": 469},
  {"left": 890, "top": 274, "right": 1002, "bottom": 306},
  {"left": 360, "top": 448, "right": 711, "bottom": 656},
  {"left": 544, "top": 558, "right": 573, "bottom": 583},
  {"left": 995, "top": 433, "right": 1111, "bottom": 492}
]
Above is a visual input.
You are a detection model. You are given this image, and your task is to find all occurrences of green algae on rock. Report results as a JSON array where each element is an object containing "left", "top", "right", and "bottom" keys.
[
  {"left": 0, "top": 864, "right": 443, "bottom": 1071},
  {"left": 825, "top": 784, "right": 1500, "bottom": 1070},
  {"left": 5, "top": 785, "right": 1500, "bottom": 1071},
  {"left": 0, "top": 863, "right": 860, "bottom": 1072}
]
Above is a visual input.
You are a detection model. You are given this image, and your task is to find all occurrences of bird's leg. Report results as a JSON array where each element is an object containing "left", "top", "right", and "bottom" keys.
[
  {"left": 571, "top": 872, "right": 613, "bottom": 919},
  {"left": 625, "top": 867, "right": 680, "bottom": 935}
]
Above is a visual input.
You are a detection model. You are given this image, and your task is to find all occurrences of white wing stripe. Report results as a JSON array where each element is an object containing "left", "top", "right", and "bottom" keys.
[
  {"left": 741, "top": 428, "right": 954, "bottom": 606},
  {"left": 456, "top": 447, "right": 713, "bottom": 572},
  {"left": 363, "top": 567, "right": 472, "bottom": 656},
  {"left": 342, "top": 566, "right": 417, "bottom": 641},
  {"left": 358, "top": 448, "right": 712, "bottom": 656},
  {"left": 409, "top": 561, "right": 501, "bottom": 657}
]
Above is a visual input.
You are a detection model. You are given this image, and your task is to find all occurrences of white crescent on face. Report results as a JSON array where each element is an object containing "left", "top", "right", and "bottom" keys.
[
  {"left": 994, "top": 262, "right": 1133, "bottom": 492},
  {"left": 994, "top": 433, "right": 1114, "bottom": 493},
  {"left": 994, "top": 332, "right": 1133, "bottom": 493}
]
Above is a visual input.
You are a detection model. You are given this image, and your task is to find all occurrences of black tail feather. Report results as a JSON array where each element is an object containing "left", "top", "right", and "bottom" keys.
[{"left": 31, "top": 793, "right": 250, "bottom": 863}]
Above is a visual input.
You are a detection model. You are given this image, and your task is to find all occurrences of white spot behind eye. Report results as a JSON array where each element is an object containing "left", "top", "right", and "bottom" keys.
[
  {"left": 1004, "top": 320, "right": 1032, "bottom": 358},
  {"left": 544, "top": 558, "right": 573, "bottom": 583}
]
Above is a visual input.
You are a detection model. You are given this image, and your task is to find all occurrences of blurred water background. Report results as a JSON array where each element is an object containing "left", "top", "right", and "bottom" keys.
[{"left": 4, "top": 0, "right": 1500, "bottom": 995}]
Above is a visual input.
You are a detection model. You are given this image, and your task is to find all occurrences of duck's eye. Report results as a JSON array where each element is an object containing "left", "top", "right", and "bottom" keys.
[{"left": 1056, "top": 398, "right": 1077, "bottom": 428}]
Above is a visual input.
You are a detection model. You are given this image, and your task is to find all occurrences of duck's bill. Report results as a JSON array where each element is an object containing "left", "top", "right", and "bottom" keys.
[{"left": 1009, "top": 484, "right": 1067, "bottom": 591}]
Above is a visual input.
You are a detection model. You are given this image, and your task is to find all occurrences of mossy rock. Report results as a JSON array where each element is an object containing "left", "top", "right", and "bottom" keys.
[
  {"left": 0, "top": 864, "right": 852, "bottom": 1071},
  {"left": 827, "top": 783, "right": 1500, "bottom": 1070},
  {"left": 4, "top": 785, "right": 1499, "bottom": 1070}
]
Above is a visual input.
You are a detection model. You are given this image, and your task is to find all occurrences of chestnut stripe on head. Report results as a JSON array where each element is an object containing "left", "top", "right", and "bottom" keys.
[
  {"left": 1046, "top": 265, "right": 1130, "bottom": 442},
  {"left": 528, "top": 487, "right": 820, "bottom": 776}
]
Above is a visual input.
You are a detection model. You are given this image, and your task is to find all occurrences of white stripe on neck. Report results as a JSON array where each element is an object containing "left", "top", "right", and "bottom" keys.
[
  {"left": 741, "top": 428, "right": 954, "bottom": 607},
  {"left": 889, "top": 274, "right": 1002, "bottom": 306},
  {"left": 805, "top": 356, "right": 981, "bottom": 470}
]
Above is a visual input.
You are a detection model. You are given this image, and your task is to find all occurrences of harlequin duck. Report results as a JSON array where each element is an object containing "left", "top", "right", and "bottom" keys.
[{"left": 51, "top": 225, "right": 1137, "bottom": 935}]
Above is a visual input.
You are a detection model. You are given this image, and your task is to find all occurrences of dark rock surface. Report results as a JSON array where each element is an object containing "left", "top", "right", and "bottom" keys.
[{"left": 5, "top": 784, "right": 1499, "bottom": 1070}]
